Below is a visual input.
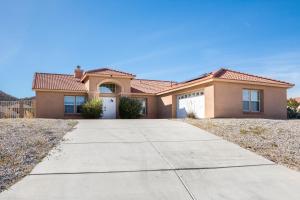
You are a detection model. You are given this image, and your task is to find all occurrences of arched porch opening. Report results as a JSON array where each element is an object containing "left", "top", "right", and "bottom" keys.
[{"left": 97, "top": 79, "right": 124, "bottom": 95}]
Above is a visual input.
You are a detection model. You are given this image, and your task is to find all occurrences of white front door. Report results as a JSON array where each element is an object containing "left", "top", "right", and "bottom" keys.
[
  {"left": 176, "top": 91, "right": 205, "bottom": 119},
  {"left": 102, "top": 97, "right": 116, "bottom": 119}
]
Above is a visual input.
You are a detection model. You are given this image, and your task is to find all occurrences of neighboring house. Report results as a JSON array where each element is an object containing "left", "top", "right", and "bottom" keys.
[{"left": 32, "top": 67, "right": 294, "bottom": 119}]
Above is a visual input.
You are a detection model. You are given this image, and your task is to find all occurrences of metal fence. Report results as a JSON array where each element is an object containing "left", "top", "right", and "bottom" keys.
[{"left": 0, "top": 100, "right": 35, "bottom": 118}]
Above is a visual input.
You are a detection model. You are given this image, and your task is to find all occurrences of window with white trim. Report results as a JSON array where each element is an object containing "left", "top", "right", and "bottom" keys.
[
  {"left": 64, "top": 96, "right": 86, "bottom": 114},
  {"left": 242, "top": 89, "right": 261, "bottom": 112},
  {"left": 99, "top": 84, "right": 116, "bottom": 93}
]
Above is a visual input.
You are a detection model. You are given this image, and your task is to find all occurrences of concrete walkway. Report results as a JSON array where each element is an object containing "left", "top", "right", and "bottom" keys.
[{"left": 1, "top": 119, "right": 300, "bottom": 200}]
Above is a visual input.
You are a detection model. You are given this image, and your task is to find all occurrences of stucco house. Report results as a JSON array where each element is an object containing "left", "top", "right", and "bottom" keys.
[{"left": 32, "top": 67, "right": 294, "bottom": 119}]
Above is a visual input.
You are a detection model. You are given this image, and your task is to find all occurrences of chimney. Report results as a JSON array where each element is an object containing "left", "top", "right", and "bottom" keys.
[{"left": 74, "top": 65, "right": 83, "bottom": 79}]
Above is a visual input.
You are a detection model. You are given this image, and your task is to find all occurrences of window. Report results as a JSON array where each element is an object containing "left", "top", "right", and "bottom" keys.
[
  {"left": 64, "top": 96, "right": 86, "bottom": 114},
  {"left": 99, "top": 84, "right": 116, "bottom": 93},
  {"left": 243, "top": 89, "right": 261, "bottom": 112},
  {"left": 64, "top": 96, "right": 75, "bottom": 113},
  {"left": 137, "top": 98, "right": 147, "bottom": 116},
  {"left": 76, "top": 96, "right": 86, "bottom": 113}
]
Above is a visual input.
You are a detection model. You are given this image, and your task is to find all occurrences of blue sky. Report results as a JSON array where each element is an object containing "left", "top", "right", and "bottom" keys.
[{"left": 0, "top": 0, "right": 300, "bottom": 98}]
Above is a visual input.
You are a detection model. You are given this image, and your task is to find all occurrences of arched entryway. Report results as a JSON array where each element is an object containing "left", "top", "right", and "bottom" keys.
[{"left": 97, "top": 79, "right": 123, "bottom": 119}]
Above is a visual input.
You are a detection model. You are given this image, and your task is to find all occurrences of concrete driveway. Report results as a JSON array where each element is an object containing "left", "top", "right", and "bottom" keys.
[{"left": 1, "top": 119, "right": 300, "bottom": 200}]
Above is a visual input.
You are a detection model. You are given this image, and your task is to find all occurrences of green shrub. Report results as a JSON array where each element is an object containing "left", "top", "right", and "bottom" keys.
[
  {"left": 287, "top": 98, "right": 299, "bottom": 119},
  {"left": 287, "top": 107, "right": 298, "bottom": 119},
  {"left": 81, "top": 98, "right": 103, "bottom": 119},
  {"left": 119, "top": 97, "right": 142, "bottom": 119},
  {"left": 287, "top": 98, "right": 299, "bottom": 110}
]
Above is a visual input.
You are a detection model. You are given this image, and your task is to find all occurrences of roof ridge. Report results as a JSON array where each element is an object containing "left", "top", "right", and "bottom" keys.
[
  {"left": 85, "top": 67, "right": 135, "bottom": 76},
  {"left": 35, "top": 72, "right": 74, "bottom": 76},
  {"left": 211, "top": 68, "right": 225, "bottom": 77},
  {"left": 181, "top": 72, "right": 213, "bottom": 83},
  {"left": 134, "top": 78, "right": 176, "bottom": 83},
  {"left": 216, "top": 68, "right": 293, "bottom": 85}
]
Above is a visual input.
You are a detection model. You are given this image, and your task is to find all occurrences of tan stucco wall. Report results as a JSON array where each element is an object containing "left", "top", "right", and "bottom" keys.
[
  {"left": 87, "top": 76, "right": 131, "bottom": 98},
  {"left": 157, "top": 83, "right": 214, "bottom": 118},
  {"left": 35, "top": 77, "right": 288, "bottom": 119},
  {"left": 84, "top": 79, "right": 90, "bottom": 93},
  {"left": 157, "top": 94, "right": 173, "bottom": 118},
  {"left": 35, "top": 91, "right": 87, "bottom": 119},
  {"left": 213, "top": 81, "right": 287, "bottom": 119},
  {"left": 157, "top": 81, "right": 288, "bottom": 119},
  {"left": 36, "top": 77, "right": 156, "bottom": 119},
  {"left": 204, "top": 84, "right": 215, "bottom": 118},
  {"left": 147, "top": 96, "right": 158, "bottom": 118}
]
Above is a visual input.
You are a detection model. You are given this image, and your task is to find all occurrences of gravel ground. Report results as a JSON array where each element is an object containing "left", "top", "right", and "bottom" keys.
[
  {"left": 182, "top": 118, "right": 300, "bottom": 171},
  {"left": 0, "top": 119, "right": 77, "bottom": 192}
]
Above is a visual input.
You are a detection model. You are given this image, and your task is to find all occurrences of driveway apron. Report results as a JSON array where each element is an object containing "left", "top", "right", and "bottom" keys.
[{"left": 1, "top": 119, "right": 300, "bottom": 200}]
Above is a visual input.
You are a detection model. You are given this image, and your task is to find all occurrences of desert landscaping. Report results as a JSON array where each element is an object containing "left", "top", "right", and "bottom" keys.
[
  {"left": 0, "top": 119, "right": 77, "bottom": 192},
  {"left": 183, "top": 118, "right": 300, "bottom": 171}
]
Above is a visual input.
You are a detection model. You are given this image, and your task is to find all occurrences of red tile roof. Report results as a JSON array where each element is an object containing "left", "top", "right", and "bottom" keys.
[
  {"left": 131, "top": 79, "right": 175, "bottom": 94},
  {"left": 295, "top": 97, "right": 300, "bottom": 103},
  {"left": 85, "top": 68, "right": 135, "bottom": 77},
  {"left": 33, "top": 73, "right": 86, "bottom": 92},
  {"left": 157, "top": 68, "right": 293, "bottom": 94},
  {"left": 213, "top": 68, "right": 293, "bottom": 86},
  {"left": 32, "top": 68, "right": 293, "bottom": 94}
]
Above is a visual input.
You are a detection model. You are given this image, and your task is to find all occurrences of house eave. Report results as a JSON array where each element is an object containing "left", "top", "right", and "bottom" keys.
[
  {"left": 213, "top": 78, "right": 294, "bottom": 88},
  {"left": 33, "top": 89, "right": 88, "bottom": 93},
  {"left": 119, "top": 92, "right": 156, "bottom": 96},
  {"left": 156, "top": 77, "right": 293, "bottom": 96}
]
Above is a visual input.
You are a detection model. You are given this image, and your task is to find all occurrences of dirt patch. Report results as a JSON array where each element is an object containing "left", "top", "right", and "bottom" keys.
[
  {"left": 182, "top": 118, "right": 300, "bottom": 171},
  {"left": 0, "top": 119, "right": 77, "bottom": 192}
]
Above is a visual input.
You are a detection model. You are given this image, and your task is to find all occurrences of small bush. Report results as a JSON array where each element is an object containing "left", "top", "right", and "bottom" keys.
[
  {"left": 287, "top": 98, "right": 299, "bottom": 110},
  {"left": 287, "top": 98, "right": 299, "bottom": 119},
  {"left": 81, "top": 98, "right": 103, "bottom": 119},
  {"left": 119, "top": 97, "right": 142, "bottom": 119},
  {"left": 186, "top": 112, "right": 196, "bottom": 119},
  {"left": 287, "top": 107, "right": 298, "bottom": 119}
]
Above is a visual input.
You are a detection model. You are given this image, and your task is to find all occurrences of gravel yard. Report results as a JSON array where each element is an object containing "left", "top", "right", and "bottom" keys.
[
  {"left": 0, "top": 119, "right": 77, "bottom": 192},
  {"left": 182, "top": 118, "right": 300, "bottom": 171}
]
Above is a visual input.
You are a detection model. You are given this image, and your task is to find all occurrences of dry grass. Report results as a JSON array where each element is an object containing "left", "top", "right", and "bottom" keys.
[
  {"left": 0, "top": 119, "right": 77, "bottom": 192},
  {"left": 182, "top": 118, "right": 300, "bottom": 171}
]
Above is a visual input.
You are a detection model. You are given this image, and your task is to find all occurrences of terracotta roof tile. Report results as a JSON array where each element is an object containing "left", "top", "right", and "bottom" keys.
[
  {"left": 33, "top": 68, "right": 293, "bottom": 94},
  {"left": 157, "top": 68, "right": 293, "bottom": 94},
  {"left": 33, "top": 73, "right": 86, "bottom": 91},
  {"left": 85, "top": 68, "right": 135, "bottom": 77},
  {"left": 295, "top": 97, "right": 300, "bottom": 103},
  {"left": 130, "top": 79, "right": 175, "bottom": 94},
  {"left": 213, "top": 68, "right": 293, "bottom": 86}
]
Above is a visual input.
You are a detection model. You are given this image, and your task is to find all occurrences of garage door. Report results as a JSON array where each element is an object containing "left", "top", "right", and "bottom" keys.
[{"left": 176, "top": 91, "right": 205, "bottom": 118}]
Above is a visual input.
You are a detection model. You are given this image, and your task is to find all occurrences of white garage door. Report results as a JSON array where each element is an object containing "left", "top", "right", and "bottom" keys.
[{"left": 176, "top": 91, "right": 205, "bottom": 119}]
